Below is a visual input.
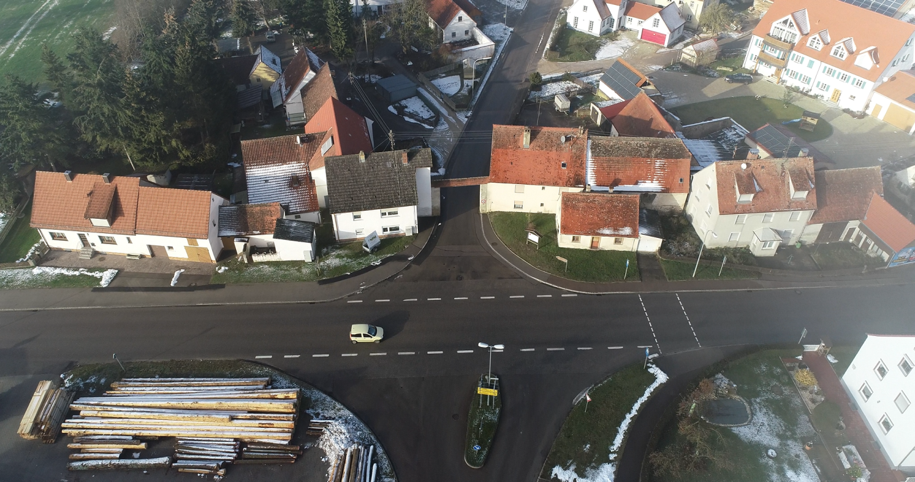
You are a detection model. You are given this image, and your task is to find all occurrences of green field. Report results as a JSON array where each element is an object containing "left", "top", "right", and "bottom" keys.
[{"left": 0, "top": 0, "right": 114, "bottom": 82}]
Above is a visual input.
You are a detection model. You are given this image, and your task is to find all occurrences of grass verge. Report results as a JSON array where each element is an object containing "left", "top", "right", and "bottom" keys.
[
  {"left": 0, "top": 204, "right": 40, "bottom": 263},
  {"left": 464, "top": 379, "right": 502, "bottom": 469},
  {"left": 0, "top": 267, "right": 112, "bottom": 289},
  {"left": 550, "top": 27, "right": 605, "bottom": 62},
  {"left": 810, "top": 242, "right": 883, "bottom": 270},
  {"left": 660, "top": 258, "right": 759, "bottom": 281},
  {"left": 542, "top": 363, "right": 658, "bottom": 479},
  {"left": 670, "top": 97, "right": 833, "bottom": 142},
  {"left": 490, "top": 212, "right": 638, "bottom": 282}
]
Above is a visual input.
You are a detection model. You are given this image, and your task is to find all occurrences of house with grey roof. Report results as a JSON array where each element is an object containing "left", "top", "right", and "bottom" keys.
[{"left": 325, "top": 148, "right": 434, "bottom": 242}]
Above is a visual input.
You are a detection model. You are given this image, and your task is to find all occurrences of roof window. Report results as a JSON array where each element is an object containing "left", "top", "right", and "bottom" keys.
[
  {"left": 831, "top": 44, "right": 846, "bottom": 60},
  {"left": 807, "top": 36, "right": 822, "bottom": 51}
]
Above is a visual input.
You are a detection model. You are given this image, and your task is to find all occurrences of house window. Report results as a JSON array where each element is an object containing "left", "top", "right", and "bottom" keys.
[
  {"left": 515, "top": 184, "right": 525, "bottom": 193},
  {"left": 355, "top": 228, "right": 364, "bottom": 235},
  {"left": 706, "top": 177, "right": 712, "bottom": 189},
  {"left": 574, "top": 16, "right": 579, "bottom": 28},
  {"left": 686, "top": 14, "right": 691, "bottom": 21},
  {"left": 807, "top": 59, "right": 814, "bottom": 68},
  {"left": 705, "top": 204, "right": 712, "bottom": 216},
  {"left": 895, "top": 392, "right": 910, "bottom": 413},
  {"left": 807, "top": 36, "right": 822, "bottom": 50},
  {"left": 572, "top": 235, "right": 581, "bottom": 243},
  {"left": 839, "top": 73, "right": 849, "bottom": 82},
  {"left": 583, "top": 5, "right": 587, "bottom": 11},
  {"left": 50, "top": 232, "right": 67, "bottom": 241},
  {"left": 831, "top": 45, "right": 846, "bottom": 59},
  {"left": 879, "top": 414, "right": 893, "bottom": 433},
  {"left": 561, "top": 162, "right": 567, "bottom": 169},
  {"left": 761, "top": 240, "right": 778, "bottom": 249},
  {"left": 382, "top": 226, "right": 401, "bottom": 234},
  {"left": 353, "top": 213, "right": 362, "bottom": 220},
  {"left": 789, "top": 212, "right": 802, "bottom": 222},
  {"left": 381, "top": 209, "right": 399, "bottom": 218},
  {"left": 763, "top": 213, "right": 774, "bottom": 223},
  {"left": 126, "top": 237, "right": 132, "bottom": 244},
  {"left": 728, "top": 232, "right": 740, "bottom": 242},
  {"left": 892, "top": 59, "right": 899, "bottom": 67},
  {"left": 514, "top": 201, "right": 523, "bottom": 209},
  {"left": 854, "top": 79, "right": 865, "bottom": 88},
  {"left": 465, "top": 30, "right": 469, "bottom": 36},
  {"left": 900, "top": 356, "right": 913, "bottom": 376},
  {"left": 589, "top": 21, "right": 594, "bottom": 32},
  {"left": 875, "top": 360, "right": 889, "bottom": 380},
  {"left": 736, "top": 214, "right": 747, "bottom": 225},
  {"left": 167, "top": 246, "right": 174, "bottom": 250},
  {"left": 99, "top": 236, "right": 117, "bottom": 245},
  {"left": 452, "top": 32, "right": 456, "bottom": 38},
  {"left": 608, "top": 17, "right": 614, "bottom": 28},
  {"left": 458, "top": 15, "right": 462, "bottom": 21},
  {"left": 860, "top": 382, "right": 873, "bottom": 401},
  {"left": 905, "top": 54, "right": 910, "bottom": 62},
  {"left": 652, "top": 18, "right": 660, "bottom": 28},
  {"left": 614, "top": 237, "right": 623, "bottom": 245}
]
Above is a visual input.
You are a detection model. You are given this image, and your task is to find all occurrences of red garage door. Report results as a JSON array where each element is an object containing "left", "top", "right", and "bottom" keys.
[{"left": 640, "top": 29, "right": 667, "bottom": 46}]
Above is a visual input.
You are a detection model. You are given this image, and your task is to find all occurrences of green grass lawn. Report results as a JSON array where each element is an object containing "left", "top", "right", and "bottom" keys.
[
  {"left": 543, "top": 363, "right": 659, "bottom": 479},
  {"left": 811, "top": 242, "right": 883, "bottom": 270},
  {"left": 490, "top": 212, "right": 638, "bottom": 282},
  {"left": 660, "top": 258, "right": 759, "bottom": 281},
  {"left": 0, "top": 204, "right": 40, "bottom": 263},
  {"left": 671, "top": 97, "right": 833, "bottom": 142},
  {"left": 0, "top": 267, "right": 113, "bottom": 289},
  {"left": 708, "top": 56, "right": 752, "bottom": 74},
  {"left": 0, "top": 0, "right": 114, "bottom": 82},
  {"left": 551, "top": 27, "right": 605, "bottom": 62}
]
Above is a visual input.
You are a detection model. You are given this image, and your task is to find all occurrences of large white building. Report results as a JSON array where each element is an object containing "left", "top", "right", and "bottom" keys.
[
  {"left": 743, "top": 0, "right": 915, "bottom": 112},
  {"left": 842, "top": 334, "right": 915, "bottom": 474},
  {"left": 566, "top": 0, "right": 685, "bottom": 47}
]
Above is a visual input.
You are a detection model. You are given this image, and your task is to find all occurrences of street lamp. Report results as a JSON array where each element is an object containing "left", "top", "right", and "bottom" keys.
[
  {"left": 692, "top": 230, "right": 718, "bottom": 278},
  {"left": 477, "top": 342, "right": 504, "bottom": 384},
  {"left": 470, "top": 56, "right": 492, "bottom": 100}
]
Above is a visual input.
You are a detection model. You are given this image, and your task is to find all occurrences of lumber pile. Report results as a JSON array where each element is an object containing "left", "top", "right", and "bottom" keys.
[
  {"left": 18, "top": 380, "right": 73, "bottom": 443},
  {"left": 328, "top": 444, "right": 377, "bottom": 482}
]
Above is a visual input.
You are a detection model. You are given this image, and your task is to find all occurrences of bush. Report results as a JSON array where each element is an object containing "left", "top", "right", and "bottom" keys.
[{"left": 529, "top": 71, "right": 542, "bottom": 86}]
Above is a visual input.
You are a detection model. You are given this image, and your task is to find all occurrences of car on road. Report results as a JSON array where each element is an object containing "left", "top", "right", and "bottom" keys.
[
  {"left": 350, "top": 324, "right": 384, "bottom": 344},
  {"left": 725, "top": 73, "right": 753, "bottom": 84}
]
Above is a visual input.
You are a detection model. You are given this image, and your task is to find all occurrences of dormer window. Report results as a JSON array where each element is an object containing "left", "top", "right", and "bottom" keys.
[
  {"left": 770, "top": 19, "right": 798, "bottom": 44},
  {"left": 831, "top": 45, "right": 846, "bottom": 59},
  {"left": 807, "top": 36, "right": 822, "bottom": 50}
]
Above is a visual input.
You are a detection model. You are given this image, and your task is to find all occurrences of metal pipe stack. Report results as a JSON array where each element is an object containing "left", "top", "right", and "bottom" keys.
[{"left": 329, "top": 444, "right": 377, "bottom": 482}]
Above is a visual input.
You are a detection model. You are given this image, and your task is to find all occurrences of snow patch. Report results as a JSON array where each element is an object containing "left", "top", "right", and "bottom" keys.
[
  {"left": 16, "top": 242, "right": 42, "bottom": 263},
  {"left": 595, "top": 36, "right": 635, "bottom": 60},
  {"left": 610, "top": 364, "right": 667, "bottom": 453},
  {"left": 0, "top": 0, "right": 56, "bottom": 58},
  {"left": 170, "top": 269, "right": 185, "bottom": 287},
  {"left": 102, "top": 26, "right": 117, "bottom": 41},
  {"left": 395, "top": 96, "right": 435, "bottom": 121},
  {"left": 496, "top": 0, "right": 528, "bottom": 10},
  {"left": 551, "top": 462, "right": 616, "bottom": 482},
  {"left": 431, "top": 75, "right": 461, "bottom": 96},
  {"left": 0, "top": 267, "right": 118, "bottom": 287}
]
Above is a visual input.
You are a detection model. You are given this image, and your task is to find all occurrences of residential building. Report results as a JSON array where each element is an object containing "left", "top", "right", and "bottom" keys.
[
  {"left": 597, "top": 59, "right": 655, "bottom": 102},
  {"left": 216, "top": 46, "right": 282, "bottom": 91},
  {"left": 868, "top": 70, "right": 915, "bottom": 135},
  {"left": 745, "top": 123, "right": 833, "bottom": 169},
  {"left": 677, "top": 117, "right": 750, "bottom": 171},
  {"left": 350, "top": 0, "right": 400, "bottom": 16},
  {"left": 325, "top": 149, "right": 434, "bottom": 242},
  {"left": 623, "top": 2, "right": 685, "bottom": 48},
  {"left": 556, "top": 192, "right": 662, "bottom": 252},
  {"left": 240, "top": 134, "right": 323, "bottom": 223},
  {"left": 845, "top": 193, "right": 915, "bottom": 267},
  {"left": 270, "top": 49, "right": 321, "bottom": 125},
  {"left": 842, "top": 334, "right": 915, "bottom": 474},
  {"left": 567, "top": 0, "right": 620, "bottom": 36},
  {"left": 218, "top": 203, "right": 317, "bottom": 262},
  {"left": 800, "top": 166, "right": 884, "bottom": 244},
  {"left": 31, "top": 171, "right": 227, "bottom": 262},
  {"left": 588, "top": 136, "right": 691, "bottom": 210},
  {"left": 273, "top": 219, "right": 318, "bottom": 261},
  {"left": 685, "top": 157, "right": 817, "bottom": 257},
  {"left": 567, "top": 0, "right": 687, "bottom": 40},
  {"left": 644, "top": 0, "right": 716, "bottom": 30},
  {"left": 839, "top": 0, "right": 915, "bottom": 19},
  {"left": 300, "top": 64, "right": 339, "bottom": 126},
  {"left": 743, "top": 0, "right": 915, "bottom": 111},
  {"left": 604, "top": 91, "right": 677, "bottom": 137},
  {"left": 426, "top": 0, "right": 481, "bottom": 44}
]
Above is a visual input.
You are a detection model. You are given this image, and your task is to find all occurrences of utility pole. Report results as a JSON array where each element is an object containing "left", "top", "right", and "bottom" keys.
[
  {"left": 363, "top": 17, "right": 370, "bottom": 63},
  {"left": 388, "top": 130, "right": 395, "bottom": 149}
]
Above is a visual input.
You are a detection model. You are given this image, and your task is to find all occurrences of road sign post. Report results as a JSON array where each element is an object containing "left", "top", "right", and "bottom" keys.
[
  {"left": 718, "top": 255, "right": 727, "bottom": 277},
  {"left": 643, "top": 347, "right": 649, "bottom": 369},
  {"left": 798, "top": 328, "right": 807, "bottom": 345},
  {"left": 624, "top": 258, "right": 630, "bottom": 279},
  {"left": 556, "top": 256, "right": 568, "bottom": 272}
]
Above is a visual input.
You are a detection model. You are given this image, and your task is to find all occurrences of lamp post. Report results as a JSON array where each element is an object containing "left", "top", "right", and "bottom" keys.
[
  {"left": 470, "top": 57, "right": 492, "bottom": 99},
  {"left": 477, "top": 342, "right": 504, "bottom": 384},
  {"left": 692, "top": 230, "right": 718, "bottom": 278}
]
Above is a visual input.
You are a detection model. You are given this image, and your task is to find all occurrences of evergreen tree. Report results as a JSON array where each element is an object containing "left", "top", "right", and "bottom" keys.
[
  {"left": 698, "top": 4, "right": 735, "bottom": 34},
  {"left": 0, "top": 75, "right": 68, "bottom": 171},
  {"left": 41, "top": 44, "right": 70, "bottom": 101},
  {"left": 325, "top": 0, "right": 354, "bottom": 60},
  {"left": 380, "top": 0, "right": 436, "bottom": 54},
  {"left": 0, "top": 170, "right": 21, "bottom": 214},
  {"left": 232, "top": 0, "right": 258, "bottom": 37},
  {"left": 279, "top": 0, "right": 328, "bottom": 42},
  {"left": 185, "top": 0, "right": 222, "bottom": 43}
]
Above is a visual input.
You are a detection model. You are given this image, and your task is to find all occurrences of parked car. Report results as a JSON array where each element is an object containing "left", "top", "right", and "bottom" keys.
[
  {"left": 725, "top": 73, "right": 753, "bottom": 84},
  {"left": 350, "top": 324, "right": 384, "bottom": 344}
]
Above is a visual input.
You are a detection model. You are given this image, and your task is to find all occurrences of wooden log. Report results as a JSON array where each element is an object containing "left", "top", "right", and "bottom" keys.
[
  {"left": 18, "top": 381, "right": 53, "bottom": 438},
  {"left": 74, "top": 417, "right": 295, "bottom": 429},
  {"left": 62, "top": 421, "right": 294, "bottom": 435},
  {"left": 68, "top": 453, "right": 121, "bottom": 460},
  {"left": 233, "top": 458, "right": 295, "bottom": 465},
  {"left": 68, "top": 398, "right": 296, "bottom": 413},
  {"left": 114, "top": 377, "right": 269, "bottom": 384},
  {"left": 240, "top": 452, "right": 296, "bottom": 459},
  {"left": 175, "top": 454, "right": 236, "bottom": 461},
  {"left": 68, "top": 457, "right": 171, "bottom": 471},
  {"left": 91, "top": 389, "right": 299, "bottom": 400},
  {"left": 73, "top": 435, "right": 135, "bottom": 442},
  {"left": 68, "top": 442, "right": 146, "bottom": 450},
  {"left": 62, "top": 429, "right": 292, "bottom": 444},
  {"left": 176, "top": 449, "right": 237, "bottom": 457},
  {"left": 171, "top": 461, "right": 222, "bottom": 470},
  {"left": 80, "top": 448, "right": 125, "bottom": 454},
  {"left": 78, "top": 410, "right": 233, "bottom": 423}
]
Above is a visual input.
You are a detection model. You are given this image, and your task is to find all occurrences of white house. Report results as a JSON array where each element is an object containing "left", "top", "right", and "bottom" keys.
[
  {"left": 218, "top": 203, "right": 317, "bottom": 262},
  {"left": 624, "top": 2, "right": 685, "bottom": 48},
  {"left": 842, "top": 334, "right": 915, "bottom": 475},
  {"left": 556, "top": 192, "right": 662, "bottom": 252},
  {"left": 567, "top": 0, "right": 620, "bottom": 36},
  {"left": 640, "top": 0, "right": 716, "bottom": 30},
  {"left": 270, "top": 48, "right": 321, "bottom": 126},
  {"left": 743, "top": 0, "right": 915, "bottom": 112},
  {"left": 685, "top": 157, "right": 818, "bottom": 257},
  {"left": 350, "top": 0, "right": 401, "bottom": 16},
  {"left": 868, "top": 70, "right": 915, "bottom": 135},
  {"left": 325, "top": 149, "right": 433, "bottom": 242},
  {"left": 426, "top": 0, "right": 481, "bottom": 44},
  {"left": 31, "top": 171, "right": 227, "bottom": 262}
]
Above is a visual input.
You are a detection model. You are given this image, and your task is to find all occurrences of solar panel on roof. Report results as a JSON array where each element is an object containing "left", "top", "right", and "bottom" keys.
[
  {"left": 753, "top": 125, "right": 802, "bottom": 158},
  {"left": 839, "top": 0, "right": 903, "bottom": 16},
  {"left": 600, "top": 61, "right": 643, "bottom": 100}
]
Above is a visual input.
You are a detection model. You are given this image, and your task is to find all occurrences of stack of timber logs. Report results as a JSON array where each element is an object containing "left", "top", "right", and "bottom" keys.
[
  {"left": 237, "top": 441, "right": 304, "bottom": 464},
  {"left": 18, "top": 380, "right": 73, "bottom": 443},
  {"left": 328, "top": 444, "right": 377, "bottom": 482}
]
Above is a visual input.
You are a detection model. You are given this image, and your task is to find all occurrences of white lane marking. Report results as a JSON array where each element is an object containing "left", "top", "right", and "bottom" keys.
[
  {"left": 676, "top": 293, "right": 702, "bottom": 347},
  {"left": 637, "top": 345, "right": 654, "bottom": 348},
  {"left": 283, "top": 355, "right": 300, "bottom": 358},
  {"left": 342, "top": 353, "right": 358, "bottom": 357},
  {"left": 537, "top": 294, "right": 552, "bottom": 298},
  {"left": 637, "top": 294, "right": 663, "bottom": 355},
  {"left": 427, "top": 351, "right": 444, "bottom": 354},
  {"left": 510, "top": 295, "right": 525, "bottom": 299},
  {"left": 370, "top": 352, "right": 387, "bottom": 356},
  {"left": 404, "top": 298, "right": 418, "bottom": 302},
  {"left": 577, "top": 347, "right": 593, "bottom": 350},
  {"left": 398, "top": 352, "right": 415, "bottom": 355},
  {"left": 428, "top": 297, "right": 441, "bottom": 301},
  {"left": 520, "top": 348, "right": 535, "bottom": 352},
  {"left": 493, "top": 349, "right": 503, "bottom": 353},
  {"left": 547, "top": 347, "right": 565, "bottom": 351},
  {"left": 561, "top": 294, "right": 578, "bottom": 297},
  {"left": 255, "top": 355, "right": 272, "bottom": 359},
  {"left": 480, "top": 296, "right": 495, "bottom": 299},
  {"left": 455, "top": 297, "right": 468, "bottom": 300},
  {"left": 347, "top": 300, "right": 363, "bottom": 304},
  {"left": 457, "top": 350, "right": 474, "bottom": 353},
  {"left": 376, "top": 299, "right": 390, "bottom": 303},
  {"left": 608, "top": 346, "right": 624, "bottom": 350},
  {"left": 313, "top": 354, "right": 329, "bottom": 358}
]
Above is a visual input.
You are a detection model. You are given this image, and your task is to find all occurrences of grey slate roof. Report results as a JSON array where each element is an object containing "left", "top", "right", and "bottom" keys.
[
  {"left": 273, "top": 218, "right": 316, "bottom": 242},
  {"left": 599, "top": 60, "right": 644, "bottom": 100},
  {"left": 325, "top": 148, "right": 433, "bottom": 214}
]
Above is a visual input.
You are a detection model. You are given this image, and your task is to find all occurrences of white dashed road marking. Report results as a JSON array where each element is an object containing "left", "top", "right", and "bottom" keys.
[
  {"left": 546, "top": 347, "right": 565, "bottom": 351},
  {"left": 313, "top": 354, "right": 329, "bottom": 358},
  {"left": 455, "top": 297, "right": 468, "bottom": 300},
  {"left": 398, "top": 352, "right": 415, "bottom": 355},
  {"left": 608, "top": 346, "right": 624, "bottom": 350},
  {"left": 347, "top": 300, "right": 362, "bottom": 304},
  {"left": 676, "top": 293, "right": 702, "bottom": 347},
  {"left": 520, "top": 348, "right": 535, "bottom": 352},
  {"left": 375, "top": 299, "right": 389, "bottom": 303},
  {"left": 428, "top": 298, "right": 441, "bottom": 301},
  {"left": 427, "top": 351, "right": 443, "bottom": 354},
  {"left": 637, "top": 295, "right": 663, "bottom": 355},
  {"left": 561, "top": 294, "right": 578, "bottom": 297},
  {"left": 370, "top": 352, "right": 387, "bottom": 356},
  {"left": 457, "top": 350, "right": 474, "bottom": 353},
  {"left": 637, "top": 345, "right": 654, "bottom": 348},
  {"left": 537, "top": 294, "right": 552, "bottom": 298},
  {"left": 577, "top": 347, "right": 592, "bottom": 350},
  {"left": 480, "top": 296, "right": 495, "bottom": 300},
  {"left": 342, "top": 353, "right": 358, "bottom": 357},
  {"left": 283, "top": 355, "right": 300, "bottom": 358},
  {"left": 404, "top": 298, "right": 417, "bottom": 302},
  {"left": 255, "top": 355, "right": 272, "bottom": 359},
  {"left": 510, "top": 295, "right": 524, "bottom": 299}
]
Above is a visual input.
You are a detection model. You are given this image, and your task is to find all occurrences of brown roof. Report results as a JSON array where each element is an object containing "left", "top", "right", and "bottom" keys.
[
  {"left": 304, "top": 97, "right": 373, "bottom": 170},
  {"left": 874, "top": 70, "right": 915, "bottom": 111},
  {"left": 301, "top": 64, "right": 338, "bottom": 122},
  {"left": 489, "top": 125, "right": 588, "bottom": 187},
  {"left": 31, "top": 172, "right": 139, "bottom": 235},
  {"left": 426, "top": 0, "right": 478, "bottom": 29},
  {"left": 241, "top": 134, "right": 322, "bottom": 214},
  {"left": 84, "top": 182, "right": 116, "bottom": 220},
  {"left": 135, "top": 186, "right": 213, "bottom": 239},
  {"left": 215, "top": 55, "right": 258, "bottom": 86},
  {"left": 714, "top": 158, "right": 818, "bottom": 215},
  {"left": 588, "top": 137, "right": 691, "bottom": 193},
  {"left": 560, "top": 192, "right": 640, "bottom": 238},
  {"left": 597, "top": 99, "right": 631, "bottom": 121},
  {"left": 279, "top": 50, "right": 313, "bottom": 103},
  {"left": 611, "top": 92, "right": 676, "bottom": 138},
  {"left": 218, "top": 203, "right": 284, "bottom": 237},
  {"left": 861, "top": 194, "right": 915, "bottom": 252},
  {"left": 752, "top": 0, "right": 915, "bottom": 83},
  {"left": 809, "top": 167, "right": 883, "bottom": 224}
]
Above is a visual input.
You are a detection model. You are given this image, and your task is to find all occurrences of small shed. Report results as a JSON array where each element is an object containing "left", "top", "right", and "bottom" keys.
[
  {"left": 555, "top": 93, "right": 571, "bottom": 113},
  {"left": 799, "top": 110, "right": 820, "bottom": 132},
  {"left": 680, "top": 38, "right": 719, "bottom": 68},
  {"left": 376, "top": 75, "right": 417, "bottom": 103}
]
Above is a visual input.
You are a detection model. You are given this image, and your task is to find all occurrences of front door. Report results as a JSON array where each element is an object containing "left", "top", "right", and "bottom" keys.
[
  {"left": 590, "top": 237, "right": 600, "bottom": 250},
  {"left": 830, "top": 89, "right": 842, "bottom": 103},
  {"left": 78, "top": 234, "right": 90, "bottom": 248}
]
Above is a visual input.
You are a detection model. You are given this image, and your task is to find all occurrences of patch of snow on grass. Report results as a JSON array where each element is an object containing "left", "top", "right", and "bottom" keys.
[
  {"left": 529, "top": 80, "right": 579, "bottom": 100},
  {"left": 595, "top": 36, "right": 634, "bottom": 60},
  {"left": 551, "top": 462, "right": 616, "bottom": 482},
  {"left": 16, "top": 242, "right": 41, "bottom": 263},
  {"left": 102, "top": 26, "right": 117, "bottom": 41},
  {"left": 170, "top": 269, "right": 185, "bottom": 287},
  {"left": 0, "top": 0, "right": 55, "bottom": 58},
  {"left": 610, "top": 364, "right": 667, "bottom": 453},
  {"left": 387, "top": 105, "right": 397, "bottom": 114},
  {"left": 431, "top": 75, "right": 461, "bottom": 96},
  {"left": 395, "top": 96, "right": 435, "bottom": 121},
  {"left": 482, "top": 23, "right": 512, "bottom": 42},
  {"left": 0, "top": 267, "right": 118, "bottom": 288},
  {"left": 496, "top": 0, "right": 528, "bottom": 10}
]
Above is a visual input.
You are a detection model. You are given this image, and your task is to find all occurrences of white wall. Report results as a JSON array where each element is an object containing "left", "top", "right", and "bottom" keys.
[
  {"left": 275, "top": 237, "right": 316, "bottom": 261},
  {"left": 647, "top": 193, "right": 687, "bottom": 211},
  {"left": 449, "top": 28, "right": 495, "bottom": 62},
  {"left": 441, "top": 14, "right": 477, "bottom": 43},
  {"left": 557, "top": 233, "right": 639, "bottom": 250},
  {"left": 207, "top": 194, "right": 228, "bottom": 260},
  {"left": 313, "top": 167, "right": 328, "bottom": 208},
  {"left": 870, "top": 92, "right": 915, "bottom": 135},
  {"left": 333, "top": 205, "right": 418, "bottom": 241},
  {"left": 39, "top": 228, "right": 216, "bottom": 261},
  {"left": 480, "top": 183, "right": 584, "bottom": 214},
  {"left": 567, "top": 0, "right": 615, "bottom": 36},
  {"left": 286, "top": 210, "right": 322, "bottom": 224},
  {"left": 842, "top": 335, "right": 915, "bottom": 472},
  {"left": 416, "top": 167, "right": 433, "bottom": 217}
]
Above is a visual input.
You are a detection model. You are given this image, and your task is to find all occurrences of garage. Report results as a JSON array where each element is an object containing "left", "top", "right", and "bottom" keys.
[
  {"left": 640, "top": 29, "right": 667, "bottom": 46},
  {"left": 884, "top": 103, "right": 915, "bottom": 133}
]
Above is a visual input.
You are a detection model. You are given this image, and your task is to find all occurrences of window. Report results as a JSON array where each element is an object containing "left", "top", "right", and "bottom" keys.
[
  {"left": 892, "top": 58, "right": 899, "bottom": 67},
  {"left": 736, "top": 214, "right": 747, "bottom": 225},
  {"left": 458, "top": 15, "right": 463, "bottom": 21},
  {"left": 355, "top": 228, "right": 364, "bottom": 235},
  {"left": 515, "top": 184, "right": 525, "bottom": 193},
  {"left": 574, "top": 16, "right": 579, "bottom": 28},
  {"left": 816, "top": 81, "right": 829, "bottom": 92},
  {"left": 789, "top": 211, "right": 802, "bottom": 222},
  {"left": 99, "top": 236, "right": 117, "bottom": 245},
  {"left": 807, "top": 36, "right": 822, "bottom": 50},
  {"left": 839, "top": 73, "right": 849, "bottom": 82},
  {"left": 614, "top": 237, "right": 624, "bottom": 245},
  {"left": 572, "top": 236, "right": 581, "bottom": 243},
  {"left": 50, "top": 232, "right": 67, "bottom": 241},
  {"left": 879, "top": 414, "right": 893, "bottom": 433},
  {"left": 561, "top": 162, "right": 567, "bottom": 169},
  {"left": 755, "top": 38, "right": 762, "bottom": 47},
  {"left": 729, "top": 232, "right": 740, "bottom": 242},
  {"left": 831, "top": 45, "right": 846, "bottom": 59},
  {"left": 808, "top": 59, "right": 814, "bottom": 69},
  {"left": 900, "top": 356, "right": 913, "bottom": 376},
  {"left": 514, "top": 201, "right": 523, "bottom": 209},
  {"left": 582, "top": 5, "right": 587, "bottom": 11},
  {"left": 895, "top": 392, "right": 910, "bottom": 413},
  {"left": 686, "top": 14, "right": 691, "bottom": 21},
  {"left": 465, "top": 30, "right": 469, "bottom": 36},
  {"left": 321, "top": 136, "right": 334, "bottom": 155},
  {"left": 353, "top": 213, "right": 362, "bottom": 220},
  {"left": 382, "top": 226, "right": 400, "bottom": 234},
  {"left": 706, "top": 177, "right": 712, "bottom": 189},
  {"left": 763, "top": 213, "right": 774, "bottom": 223},
  {"left": 875, "top": 360, "right": 889, "bottom": 380},
  {"left": 854, "top": 79, "right": 865, "bottom": 88},
  {"left": 126, "top": 237, "right": 132, "bottom": 244},
  {"left": 381, "top": 209, "right": 398, "bottom": 218},
  {"left": 167, "top": 246, "right": 174, "bottom": 251},
  {"left": 452, "top": 32, "right": 456, "bottom": 38},
  {"left": 762, "top": 240, "right": 778, "bottom": 249},
  {"left": 823, "top": 66, "right": 835, "bottom": 76},
  {"left": 589, "top": 21, "right": 594, "bottom": 32},
  {"left": 860, "top": 382, "right": 873, "bottom": 401},
  {"left": 705, "top": 204, "right": 712, "bottom": 216},
  {"left": 652, "top": 18, "right": 660, "bottom": 28}
]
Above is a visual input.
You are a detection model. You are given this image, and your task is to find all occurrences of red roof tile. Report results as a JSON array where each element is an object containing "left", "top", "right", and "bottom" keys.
[
  {"left": 489, "top": 125, "right": 588, "bottom": 187},
  {"left": 598, "top": 99, "right": 631, "bottom": 121},
  {"left": 426, "top": 0, "right": 477, "bottom": 28},
  {"left": 611, "top": 92, "right": 676, "bottom": 138},
  {"left": 861, "top": 194, "right": 915, "bottom": 252},
  {"left": 241, "top": 134, "right": 322, "bottom": 214},
  {"left": 624, "top": 1, "right": 660, "bottom": 20},
  {"left": 135, "top": 187, "right": 213, "bottom": 239},
  {"left": 714, "top": 158, "right": 818, "bottom": 215},
  {"left": 809, "top": 167, "right": 883, "bottom": 224},
  {"left": 874, "top": 70, "right": 915, "bottom": 111},
  {"left": 560, "top": 192, "right": 639, "bottom": 237},
  {"left": 84, "top": 182, "right": 116, "bottom": 220},
  {"left": 301, "top": 64, "right": 338, "bottom": 122},
  {"left": 588, "top": 137, "right": 691, "bottom": 193},
  {"left": 278, "top": 50, "right": 313, "bottom": 103},
  {"left": 304, "top": 97, "right": 373, "bottom": 170},
  {"left": 218, "top": 202, "right": 284, "bottom": 237},
  {"left": 31, "top": 172, "right": 139, "bottom": 235}
]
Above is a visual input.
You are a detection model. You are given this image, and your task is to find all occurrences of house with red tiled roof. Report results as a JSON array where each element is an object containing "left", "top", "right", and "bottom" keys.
[
  {"left": 217, "top": 202, "right": 317, "bottom": 262},
  {"left": 868, "top": 70, "right": 915, "bottom": 135},
  {"left": 605, "top": 91, "right": 676, "bottom": 138},
  {"left": 743, "top": 0, "right": 915, "bottom": 112},
  {"left": 685, "top": 157, "right": 817, "bottom": 257},
  {"left": 853, "top": 194, "right": 915, "bottom": 267},
  {"left": 426, "top": 0, "right": 481, "bottom": 44},
  {"left": 623, "top": 2, "right": 684, "bottom": 48},
  {"left": 588, "top": 136, "right": 691, "bottom": 210},
  {"left": 31, "top": 171, "right": 228, "bottom": 262},
  {"left": 556, "top": 192, "right": 663, "bottom": 252},
  {"left": 270, "top": 48, "right": 322, "bottom": 125},
  {"left": 800, "top": 166, "right": 884, "bottom": 244},
  {"left": 240, "top": 134, "right": 323, "bottom": 222}
]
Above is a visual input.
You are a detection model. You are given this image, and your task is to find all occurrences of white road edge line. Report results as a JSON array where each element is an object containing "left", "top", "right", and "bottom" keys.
[
  {"left": 313, "top": 354, "right": 329, "bottom": 358},
  {"left": 255, "top": 355, "right": 272, "bottom": 359},
  {"left": 520, "top": 348, "right": 535, "bottom": 352},
  {"left": 370, "top": 352, "right": 387, "bottom": 356},
  {"left": 480, "top": 296, "right": 495, "bottom": 299},
  {"left": 427, "top": 351, "right": 444, "bottom": 354},
  {"left": 398, "top": 352, "right": 415, "bottom": 355},
  {"left": 283, "top": 355, "right": 300, "bottom": 358}
]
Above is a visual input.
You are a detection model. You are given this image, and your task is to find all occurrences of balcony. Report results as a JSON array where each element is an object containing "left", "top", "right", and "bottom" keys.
[
  {"left": 763, "top": 34, "right": 794, "bottom": 51},
  {"left": 758, "top": 51, "right": 789, "bottom": 69}
]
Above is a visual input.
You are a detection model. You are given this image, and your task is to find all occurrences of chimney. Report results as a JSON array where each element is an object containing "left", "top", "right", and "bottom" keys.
[
  {"left": 522, "top": 127, "right": 531, "bottom": 149},
  {"left": 799, "top": 147, "right": 809, "bottom": 157},
  {"left": 747, "top": 149, "right": 759, "bottom": 160},
  {"left": 102, "top": 173, "right": 111, "bottom": 184},
  {"left": 63, "top": 170, "right": 72, "bottom": 182},
  {"left": 585, "top": 184, "right": 592, "bottom": 192},
  {"left": 359, "top": 151, "right": 366, "bottom": 162},
  {"left": 401, "top": 151, "right": 409, "bottom": 165},
  {"left": 296, "top": 134, "right": 309, "bottom": 145}
]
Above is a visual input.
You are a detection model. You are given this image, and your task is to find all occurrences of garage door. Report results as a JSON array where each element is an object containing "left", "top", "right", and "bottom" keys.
[
  {"left": 185, "top": 246, "right": 213, "bottom": 263},
  {"left": 884, "top": 103, "right": 915, "bottom": 133},
  {"left": 640, "top": 29, "right": 667, "bottom": 46}
]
